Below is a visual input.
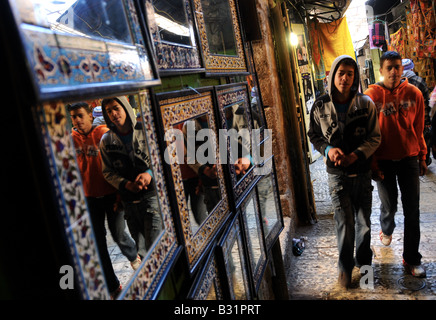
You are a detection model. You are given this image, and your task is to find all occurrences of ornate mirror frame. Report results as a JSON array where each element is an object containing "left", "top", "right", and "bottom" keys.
[
  {"left": 8, "top": 0, "right": 160, "bottom": 102},
  {"left": 35, "top": 90, "right": 180, "bottom": 300},
  {"left": 187, "top": 242, "right": 224, "bottom": 300},
  {"left": 191, "top": 0, "right": 248, "bottom": 75},
  {"left": 155, "top": 87, "right": 231, "bottom": 272},
  {"left": 143, "top": 0, "right": 203, "bottom": 74}
]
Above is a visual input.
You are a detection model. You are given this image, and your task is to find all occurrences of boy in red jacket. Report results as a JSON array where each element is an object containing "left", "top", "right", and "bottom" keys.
[
  {"left": 68, "top": 102, "right": 140, "bottom": 298},
  {"left": 364, "top": 51, "right": 427, "bottom": 277}
]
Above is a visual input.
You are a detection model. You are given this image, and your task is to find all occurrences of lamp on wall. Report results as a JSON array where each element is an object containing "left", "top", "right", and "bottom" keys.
[{"left": 290, "top": 32, "right": 299, "bottom": 46}]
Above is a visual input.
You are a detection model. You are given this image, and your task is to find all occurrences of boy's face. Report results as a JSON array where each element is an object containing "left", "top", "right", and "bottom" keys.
[
  {"left": 70, "top": 108, "right": 93, "bottom": 135},
  {"left": 334, "top": 63, "right": 354, "bottom": 96},
  {"left": 380, "top": 59, "right": 403, "bottom": 89},
  {"left": 105, "top": 100, "right": 128, "bottom": 130}
]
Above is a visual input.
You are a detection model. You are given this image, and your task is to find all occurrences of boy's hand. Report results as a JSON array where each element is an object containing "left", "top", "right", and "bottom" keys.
[
  {"left": 125, "top": 172, "right": 152, "bottom": 193},
  {"left": 203, "top": 165, "right": 218, "bottom": 179},
  {"left": 234, "top": 157, "right": 250, "bottom": 175},
  {"left": 336, "top": 152, "right": 358, "bottom": 167},
  {"left": 328, "top": 147, "right": 344, "bottom": 165},
  {"left": 135, "top": 172, "right": 152, "bottom": 190}
]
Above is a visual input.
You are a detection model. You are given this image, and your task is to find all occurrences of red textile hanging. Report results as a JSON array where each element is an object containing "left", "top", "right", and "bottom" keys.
[{"left": 410, "top": 0, "right": 436, "bottom": 58}]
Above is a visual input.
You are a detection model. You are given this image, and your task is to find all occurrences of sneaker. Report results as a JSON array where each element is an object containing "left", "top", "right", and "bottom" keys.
[
  {"left": 379, "top": 231, "right": 392, "bottom": 246},
  {"left": 110, "top": 285, "right": 122, "bottom": 300},
  {"left": 403, "top": 259, "right": 426, "bottom": 278},
  {"left": 338, "top": 271, "right": 351, "bottom": 289},
  {"left": 130, "top": 255, "right": 141, "bottom": 270}
]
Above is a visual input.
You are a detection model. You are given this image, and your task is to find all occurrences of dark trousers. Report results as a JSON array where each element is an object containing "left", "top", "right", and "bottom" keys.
[
  {"left": 87, "top": 194, "right": 121, "bottom": 293},
  {"left": 328, "top": 172, "right": 373, "bottom": 274},
  {"left": 377, "top": 157, "right": 422, "bottom": 265}
]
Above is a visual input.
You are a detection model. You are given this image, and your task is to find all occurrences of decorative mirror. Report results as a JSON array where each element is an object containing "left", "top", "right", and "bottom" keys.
[
  {"left": 247, "top": 75, "right": 270, "bottom": 145},
  {"left": 217, "top": 213, "right": 251, "bottom": 299},
  {"left": 192, "top": 0, "right": 247, "bottom": 75},
  {"left": 188, "top": 243, "right": 224, "bottom": 300},
  {"left": 8, "top": 0, "right": 160, "bottom": 101},
  {"left": 155, "top": 87, "right": 231, "bottom": 271},
  {"left": 240, "top": 188, "right": 267, "bottom": 293},
  {"left": 215, "top": 83, "right": 257, "bottom": 201},
  {"left": 256, "top": 157, "right": 283, "bottom": 252},
  {"left": 144, "top": 0, "right": 202, "bottom": 73},
  {"left": 35, "top": 90, "right": 179, "bottom": 300}
]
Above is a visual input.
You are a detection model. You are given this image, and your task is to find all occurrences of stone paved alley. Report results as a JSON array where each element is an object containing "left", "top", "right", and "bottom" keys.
[
  {"left": 284, "top": 157, "right": 436, "bottom": 300},
  {"left": 109, "top": 156, "right": 436, "bottom": 300}
]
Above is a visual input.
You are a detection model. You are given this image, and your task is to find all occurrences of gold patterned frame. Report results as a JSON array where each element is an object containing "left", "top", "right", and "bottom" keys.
[
  {"left": 192, "top": 0, "right": 248, "bottom": 75},
  {"left": 156, "top": 87, "right": 230, "bottom": 271},
  {"left": 37, "top": 90, "right": 180, "bottom": 300}
]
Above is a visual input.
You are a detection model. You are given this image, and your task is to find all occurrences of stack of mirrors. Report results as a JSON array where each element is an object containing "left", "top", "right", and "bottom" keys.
[{"left": 5, "top": 0, "right": 284, "bottom": 299}]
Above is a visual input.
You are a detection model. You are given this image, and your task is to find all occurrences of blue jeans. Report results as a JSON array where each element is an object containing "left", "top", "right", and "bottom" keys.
[
  {"left": 328, "top": 172, "right": 373, "bottom": 274},
  {"left": 377, "top": 157, "right": 422, "bottom": 265},
  {"left": 123, "top": 194, "right": 163, "bottom": 259}
]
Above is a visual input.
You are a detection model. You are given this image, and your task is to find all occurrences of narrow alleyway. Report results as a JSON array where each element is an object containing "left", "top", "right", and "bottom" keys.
[
  {"left": 286, "top": 157, "right": 436, "bottom": 300},
  {"left": 108, "top": 156, "right": 436, "bottom": 299}
]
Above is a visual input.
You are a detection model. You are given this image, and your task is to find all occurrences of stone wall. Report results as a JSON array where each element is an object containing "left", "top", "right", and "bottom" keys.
[{"left": 250, "top": 0, "right": 297, "bottom": 221}]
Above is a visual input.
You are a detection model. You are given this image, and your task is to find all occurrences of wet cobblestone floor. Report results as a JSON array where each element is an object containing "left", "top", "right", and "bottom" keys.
[{"left": 286, "top": 157, "right": 436, "bottom": 300}]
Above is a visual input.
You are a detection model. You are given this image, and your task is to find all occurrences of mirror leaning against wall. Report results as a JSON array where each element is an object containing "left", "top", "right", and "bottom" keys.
[{"left": 39, "top": 90, "right": 178, "bottom": 300}]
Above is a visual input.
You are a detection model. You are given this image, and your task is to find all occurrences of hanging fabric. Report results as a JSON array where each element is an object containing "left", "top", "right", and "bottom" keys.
[
  {"left": 308, "top": 18, "right": 326, "bottom": 80},
  {"left": 372, "top": 21, "right": 386, "bottom": 47},
  {"left": 316, "top": 16, "right": 355, "bottom": 72},
  {"left": 410, "top": 0, "right": 436, "bottom": 59},
  {"left": 389, "top": 27, "right": 406, "bottom": 57}
]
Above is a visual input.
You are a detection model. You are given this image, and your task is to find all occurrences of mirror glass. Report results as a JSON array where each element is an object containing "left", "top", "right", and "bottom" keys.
[
  {"left": 200, "top": 0, "right": 236, "bottom": 56},
  {"left": 66, "top": 94, "right": 165, "bottom": 295},
  {"left": 172, "top": 115, "right": 222, "bottom": 234},
  {"left": 257, "top": 173, "right": 278, "bottom": 236},
  {"left": 157, "top": 89, "right": 229, "bottom": 270},
  {"left": 148, "top": 0, "right": 191, "bottom": 46},
  {"left": 243, "top": 197, "right": 262, "bottom": 268},
  {"left": 227, "top": 234, "right": 248, "bottom": 299},
  {"left": 224, "top": 102, "right": 253, "bottom": 182},
  {"left": 16, "top": 0, "right": 133, "bottom": 44}
]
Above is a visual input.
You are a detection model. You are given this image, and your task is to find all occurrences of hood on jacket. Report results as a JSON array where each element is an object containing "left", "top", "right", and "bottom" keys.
[
  {"left": 101, "top": 96, "right": 137, "bottom": 132},
  {"left": 367, "top": 77, "right": 409, "bottom": 93},
  {"left": 328, "top": 55, "right": 360, "bottom": 100}
]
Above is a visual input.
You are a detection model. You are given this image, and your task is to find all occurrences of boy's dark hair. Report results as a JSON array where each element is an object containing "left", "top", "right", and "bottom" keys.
[
  {"left": 67, "top": 102, "right": 91, "bottom": 114},
  {"left": 380, "top": 51, "right": 402, "bottom": 68},
  {"left": 101, "top": 98, "right": 118, "bottom": 110},
  {"left": 337, "top": 57, "right": 356, "bottom": 68}
]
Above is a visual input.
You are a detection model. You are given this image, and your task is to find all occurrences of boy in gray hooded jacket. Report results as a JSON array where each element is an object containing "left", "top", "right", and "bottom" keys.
[
  {"left": 100, "top": 96, "right": 162, "bottom": 260},
  {"left": 308, "top": 55, "right": 381, "bottom": 289}
]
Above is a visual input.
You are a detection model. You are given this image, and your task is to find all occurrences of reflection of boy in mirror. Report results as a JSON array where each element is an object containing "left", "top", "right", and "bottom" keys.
[
  {"left": 100, "top": 96, "right": 163, "bottom": 260},
  {"left": 174, "top": 122, "right": 208, "bottom": 226},
  {"left": 225, "top": 104, "right": 253, "bottom": 178},
  {"left": 68, "top": 102, "right": 140, "bottom": 298},
  {"left": 182, "top": 117, "right": 220, "bottom": 213}
]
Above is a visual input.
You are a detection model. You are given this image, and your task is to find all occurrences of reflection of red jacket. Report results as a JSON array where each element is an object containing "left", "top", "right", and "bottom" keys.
[
  {"left": 364, "top": 79, "right": 427, "bottom": 161},
  {"left": 72, "top": 124, "right": 116, "bottom": 197}
]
